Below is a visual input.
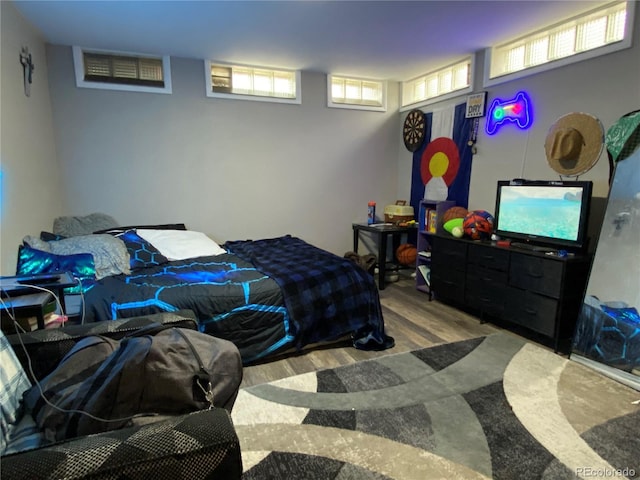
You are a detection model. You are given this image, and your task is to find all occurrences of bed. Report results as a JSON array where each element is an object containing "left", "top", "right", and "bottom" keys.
[{"left": 16, "top": 215, "right": 394, "bottom": 364}]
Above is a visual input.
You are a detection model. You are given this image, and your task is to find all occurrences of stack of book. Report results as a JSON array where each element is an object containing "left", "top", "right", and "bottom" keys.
[{"left": 423, "top": 208, "right": 439, "bottom": 233}]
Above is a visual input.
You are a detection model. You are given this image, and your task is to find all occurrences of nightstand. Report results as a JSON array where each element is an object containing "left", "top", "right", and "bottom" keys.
[
  {"left": 352, "top": 223, "right": 416, "bottom": 290},
  {"left": 0, "top": 272, "right": 78, "bottom": 330}
]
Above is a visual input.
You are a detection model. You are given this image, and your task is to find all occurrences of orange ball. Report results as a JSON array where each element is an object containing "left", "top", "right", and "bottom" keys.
[
  {"left": 396, "top": 243, "right": 417, "bottom": 266},
  {"left": 442, "top": 206, "right": 469, "bottom": 223}
]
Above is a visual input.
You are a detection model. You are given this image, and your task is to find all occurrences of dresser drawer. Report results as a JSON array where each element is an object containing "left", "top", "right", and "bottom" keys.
[
  {"left": 432, "top": 236, "right": 468, "bottom": 272},
  {"left": 465, "top": 267, "right": 508, "bottom": 316},
  {"left": 509, "top": 253, "right": 563, "bottom": 298},
  {"left": 468, "top": 244, "right": 510, "bottom": 271},
  {"left": 506, "top": 289, "right": 559, "bottom": 337},
  {"left": 431, "top": 268, "right": 465, "bottom": 303}
]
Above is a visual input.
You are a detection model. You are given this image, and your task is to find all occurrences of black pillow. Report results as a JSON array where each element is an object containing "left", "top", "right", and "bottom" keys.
[
  {"left": 40, "top": 231, "right": 67, "bottom": 242},
  {"left": 93, "top": 223, "right": 187, "bottom": 235}
]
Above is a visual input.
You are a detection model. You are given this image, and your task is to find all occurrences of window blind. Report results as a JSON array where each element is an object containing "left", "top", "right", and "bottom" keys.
[{"left": 83, "top": 52, "right": 164, "bottom": 87}]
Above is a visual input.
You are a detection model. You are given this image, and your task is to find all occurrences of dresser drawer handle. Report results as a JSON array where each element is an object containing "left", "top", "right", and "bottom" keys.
[
  {"left": 527, "top": 272, "right": 544, "bottom": 278},
  {"left": 525, "top": 307, "right": 537, "bottom": 315}
]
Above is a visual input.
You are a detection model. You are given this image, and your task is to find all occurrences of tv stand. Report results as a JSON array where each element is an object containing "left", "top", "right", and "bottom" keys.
[{"left": 429, "top": 235, "right": 592, "bottom": 352}]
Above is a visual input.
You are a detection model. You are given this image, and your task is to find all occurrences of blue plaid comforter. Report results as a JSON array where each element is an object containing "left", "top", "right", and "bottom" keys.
[{"left": 225, "top": 235, "right": 394, "bottom": 351}]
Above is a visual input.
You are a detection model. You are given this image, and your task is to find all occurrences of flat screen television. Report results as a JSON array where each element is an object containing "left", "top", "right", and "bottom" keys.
[{"left": 494, "top": 179, "right": 593, "bottom": 252}]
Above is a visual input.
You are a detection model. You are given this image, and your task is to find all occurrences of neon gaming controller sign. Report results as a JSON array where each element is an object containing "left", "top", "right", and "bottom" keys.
[{"left": 485, "top": 91, "right": 533, "bottom": 135}]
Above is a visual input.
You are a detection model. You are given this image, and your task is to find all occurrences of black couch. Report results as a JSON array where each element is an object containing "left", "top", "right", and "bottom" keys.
[{"left": 1, "top": 310, "right": 243, "bottom": 480}]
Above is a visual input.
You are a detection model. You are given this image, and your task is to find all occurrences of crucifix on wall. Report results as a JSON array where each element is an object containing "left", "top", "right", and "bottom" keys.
[{"left": 20, "top": 46, "right": 35, "bottom": 97}]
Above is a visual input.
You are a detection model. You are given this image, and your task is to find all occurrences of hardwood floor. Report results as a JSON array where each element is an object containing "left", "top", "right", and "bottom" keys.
[{"left": 240, "top": 272, "right": 504, "bottom": 388}]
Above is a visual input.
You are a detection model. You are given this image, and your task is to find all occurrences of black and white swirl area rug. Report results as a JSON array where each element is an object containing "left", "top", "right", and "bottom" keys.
[{"left": 232, "top": 333, "right": 639, "bottom": 480}]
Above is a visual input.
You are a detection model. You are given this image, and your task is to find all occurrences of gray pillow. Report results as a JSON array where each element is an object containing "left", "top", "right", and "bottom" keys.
[
  {"left": 53, "top": 213, "right": 119, "bottom": 237},
  {"left": 48, "top": 235, "right": 130, "bottom": 279},
  {"left": 22, "top": 236, "right": 52, "bottom": 252}
]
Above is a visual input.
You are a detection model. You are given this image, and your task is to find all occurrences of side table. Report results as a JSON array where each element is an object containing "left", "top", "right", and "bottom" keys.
[
  {"left": 0, "top": 272, "right": 78, "bottom": 330},
  {"left": 352, "top": 223, "right": 415, "bottom": 290},
  {"left": 0, "top": 292, "right": 55, "bottom": 331}
]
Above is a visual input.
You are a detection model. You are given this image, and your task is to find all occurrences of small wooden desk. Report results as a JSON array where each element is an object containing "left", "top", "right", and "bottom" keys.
[
  {"left": 352, "top": 223, "right": 415, "bottom": 290},
  {"left": 0, "top": 292, "right": 54, "bottom": 331},
  {"left": 0, "top": 272, "right": 78, "bottom": 329}
]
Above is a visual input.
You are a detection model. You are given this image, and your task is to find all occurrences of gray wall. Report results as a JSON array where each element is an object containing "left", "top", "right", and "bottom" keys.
[
  {"left": 1, "top": 1, "right": 64, "bottom": 274},
  {"left": 46, "top": 47, "right": 401, "bottom": 258}
]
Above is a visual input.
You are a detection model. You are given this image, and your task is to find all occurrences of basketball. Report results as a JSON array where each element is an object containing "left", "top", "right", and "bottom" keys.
[
  {"left": 396, "top": 243, "right": 417, "bottom": 266},
  {"left": 463, "top": 210, "right": 495, "bottom": 240},
  {"left": 442, "top": 206, "right": 469, "bottom": 223}
]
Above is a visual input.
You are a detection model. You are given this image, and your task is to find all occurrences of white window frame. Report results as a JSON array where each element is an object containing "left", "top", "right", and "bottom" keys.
[
  {"left": 327, "top": 75, "right": 387, "bottom": 112},
  {"left": 400, "top": 56, "right": 474, "bottom": 112},
  {"left": 72, "top": 46, "right": 172, "bottom": 94},
  {"left": 204, "top": 60, "right": 301, "bottom": 104},
  {"left": 483, "top": 1, "right": 634, "bottom": 87}
]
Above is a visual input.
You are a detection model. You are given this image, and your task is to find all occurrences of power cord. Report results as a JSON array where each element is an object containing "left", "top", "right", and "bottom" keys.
[{"left": 2, "top": 283, "right": 157, "bottom": 425}]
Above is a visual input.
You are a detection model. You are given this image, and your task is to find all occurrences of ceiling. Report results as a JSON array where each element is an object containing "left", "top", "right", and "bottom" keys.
[{"left": 14, "top": 0, "right": 610, "bottom": 82}]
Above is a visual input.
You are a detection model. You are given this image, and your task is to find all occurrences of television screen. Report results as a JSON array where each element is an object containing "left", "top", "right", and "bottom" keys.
[{"left": 494, "top": 180, "right": 592, "bottom": 251}]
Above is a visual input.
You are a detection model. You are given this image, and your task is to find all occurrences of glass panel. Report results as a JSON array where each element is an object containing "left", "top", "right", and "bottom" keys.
[
  {"left": 362, "top": 81, "right": 380, "bottom": 103},
  {"left": 139, "top": 59, "right": 163, "bottom": 81},
  {"left": 332, "top": 78, "right": 345, "bottom": 100},
  {"left": 112, "top": 58, "right": 138, "bottom": 79},
  {"left": 439, "top": 70, "right": 452, "bottom": 94},
  {"left": 571, "top": 140, "right": 640, "bottom": 390},
  {"left": 577, "top": 17, "right": 607, "bottom": 51},
  {"left": 426, "top": 76, "right": 438, "bottom": 99},
  {"left": 232, "top": 69, "right": 252, "bottom": 93},
  {"left": 414, "top": 79, "right": 426, "bottom": 103},
  {"left": 84, "top": 54, "right": 111, "bottom": 77},
  {"left": 452, "top": 64, "right": 469, "bottom": 89},
  {"left": 506, "top": 45, "right": 525, "bottom": 73},
  {"left": 549, "top": 27, "right": 576, "bottom": 59},
  {"left": 274, "top": 73, "right": 295, "bottom": 97},
  {"left": 607, "top": 9, "right": 627, "bottom": 42},
  {"left": 253, "top": 70, "right": 273, "bottom": 95},
  {"left": 528, "top": 37, "right": 549, "bottom": 66}
]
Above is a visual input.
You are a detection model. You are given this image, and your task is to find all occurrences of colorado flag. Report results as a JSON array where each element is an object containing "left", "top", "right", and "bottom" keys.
[{"left": 409, "top": 102, "right": 474, "bottom": 212}]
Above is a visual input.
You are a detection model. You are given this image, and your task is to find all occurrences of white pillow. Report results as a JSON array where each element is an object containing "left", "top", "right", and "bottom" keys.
[{"left": 136, "top": 230, "right": 227, "bottom": 261}]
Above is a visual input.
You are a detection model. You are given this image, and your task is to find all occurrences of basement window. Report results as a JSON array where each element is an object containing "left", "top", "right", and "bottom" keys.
[
  {"left": 72, "top": 46, "right": 172, "bottom": 94},
  {"left": 328, "top": 75, "right": 387, "bottom": 112},
  {"left": 205, "top": 61, "right": 301, "bottom": 104},
  {"left": 400, "top": 57, "right": 473, "bottom": 111},
  {"left": 484, "top": 1, "right": 633, "bottom": 86}
]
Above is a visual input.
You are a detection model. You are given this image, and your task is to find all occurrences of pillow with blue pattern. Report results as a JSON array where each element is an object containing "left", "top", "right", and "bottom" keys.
[
  {"left": 115, "top": 229, "right": 169, "bottom": 270},
  {"left": 16, "top": 245, "right": 96, "bottom": 293},
  {"left": 601, "top": 305, "right": 640, "bottom": 326}
]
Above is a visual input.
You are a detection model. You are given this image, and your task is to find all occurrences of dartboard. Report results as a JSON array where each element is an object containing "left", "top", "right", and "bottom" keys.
[{"left": 403, "top": 109, "right": 426, "bottom": 152}]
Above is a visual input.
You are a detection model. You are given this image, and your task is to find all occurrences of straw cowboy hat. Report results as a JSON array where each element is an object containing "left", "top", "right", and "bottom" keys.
[{"left": 544, "top": 112, "right": 604, "bottom": 176}]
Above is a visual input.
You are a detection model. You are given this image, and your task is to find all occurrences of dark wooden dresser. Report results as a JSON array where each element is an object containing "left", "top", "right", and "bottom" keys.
[{"left": 430, "top": 235, "right": 591, "bottom": 351}]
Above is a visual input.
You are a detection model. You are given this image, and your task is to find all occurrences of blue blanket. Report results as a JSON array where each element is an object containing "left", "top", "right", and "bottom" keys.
[{"left": 225, "top": 235, "right": 394, "bottom": 351}]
